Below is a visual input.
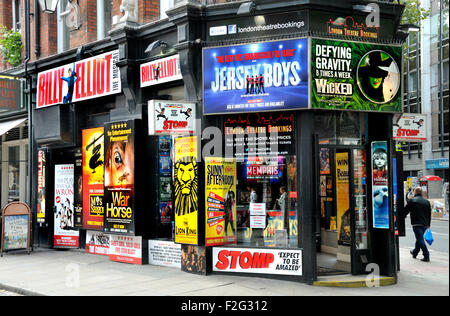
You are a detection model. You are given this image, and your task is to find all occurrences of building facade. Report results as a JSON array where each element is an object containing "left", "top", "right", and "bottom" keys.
[
  {"left": 401, "top": 0, "right": 449, "bottom": 183},
  {"left": 1, "top": 0, "right": 409, "bottom": 284}
]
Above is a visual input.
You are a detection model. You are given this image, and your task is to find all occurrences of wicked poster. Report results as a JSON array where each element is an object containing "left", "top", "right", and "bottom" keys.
[
  {"left": 104, "top": 121, "right": 136, "bottom": 235},
  {"left": 82, "top": 127, "right": 105, "bottom": 230},
  {"left": 205, "top": 157, "right": 237, "bottom": 246},
  {"left": 174, "top": 136, "right": 199, "bottom": 245},
  {"left": 311, "top": 38, "right": 402, "bottom": 112}
]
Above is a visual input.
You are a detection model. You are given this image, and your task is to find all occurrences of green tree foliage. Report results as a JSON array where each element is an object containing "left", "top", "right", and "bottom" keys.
[
  {"left": 0, "top": 25, "right": 23, "bottom": 67},
  {"left": 399, "top": 0, "right": 431, "bottom": 25}
]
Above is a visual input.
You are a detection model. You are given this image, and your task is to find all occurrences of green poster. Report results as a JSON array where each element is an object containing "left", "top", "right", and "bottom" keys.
[{"left": 311, "top": 38, "right": 402, "bottom": 112}]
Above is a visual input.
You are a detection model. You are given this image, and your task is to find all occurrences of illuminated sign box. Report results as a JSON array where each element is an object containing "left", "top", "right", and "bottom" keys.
[{"left": 36, "top": 50, "right": 121, "bottom": 109}]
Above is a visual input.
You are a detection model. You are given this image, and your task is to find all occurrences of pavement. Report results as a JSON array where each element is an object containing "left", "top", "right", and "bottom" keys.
[{"left": 0, "top": 241, "right": 448, "bottom": 297}]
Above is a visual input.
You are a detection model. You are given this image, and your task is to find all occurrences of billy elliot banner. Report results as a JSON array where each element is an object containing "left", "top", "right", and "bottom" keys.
[
  {"left": 36, "top": 50, "right": 121, "bottom": 109},
  {"left": 203, "top": 38, "right": 309, "bottom": 114}
]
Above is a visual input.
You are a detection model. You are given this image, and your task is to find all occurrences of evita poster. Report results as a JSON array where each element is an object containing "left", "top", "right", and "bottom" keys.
[
  {"left": 371, "top": 141, "right": 389, "bottom": 229},
  {"left": 104, "top": 120, "right": 136, "bottom": 235}
]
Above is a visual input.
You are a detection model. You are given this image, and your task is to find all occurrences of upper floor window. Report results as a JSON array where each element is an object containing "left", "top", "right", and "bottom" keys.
[
  {"left": 12, "top": 0, "right": 21, "bottom": 32},
  {"left": 160, "top": 0, "right": 175, "bottom": 19},
  {"left": 98, "top": 0, "right": 112, "bottom": 40}
]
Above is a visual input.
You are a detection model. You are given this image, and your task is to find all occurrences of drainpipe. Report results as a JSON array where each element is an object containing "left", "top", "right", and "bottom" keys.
[
  {"left": 34, "top": 0, "right": 40, "bottom": 57},
  {"left": 24, "top": 0, "right": 35, "bottom": 246}
]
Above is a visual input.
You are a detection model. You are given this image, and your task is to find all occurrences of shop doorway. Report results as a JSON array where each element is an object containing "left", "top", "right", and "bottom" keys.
[
  {"left": 316, "top": 146, "right": 370, "bottom": 276},
  {"left": 1, "top": 139, "right": 28, "bottom": 208}
]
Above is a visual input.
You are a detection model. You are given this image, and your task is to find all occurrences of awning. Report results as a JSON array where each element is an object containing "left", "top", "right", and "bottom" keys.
[
  {"left": 419, "top": 175, "right": 442, "bottom": 182},
  {"left": 0, "top": 117, "right": 27, "bottom": 137}
]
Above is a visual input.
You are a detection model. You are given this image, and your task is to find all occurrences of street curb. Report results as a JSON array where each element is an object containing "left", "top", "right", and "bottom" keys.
[
  {"left": 313, "top": 276, "right": 396, "bottom": 288},
  {"left": 0, "top": 283, "right": 45, "bottom": 296}
]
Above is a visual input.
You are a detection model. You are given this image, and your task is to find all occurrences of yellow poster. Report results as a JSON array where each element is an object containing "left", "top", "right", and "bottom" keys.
[
  {"left": 174, "top": 136, "right": 199, "bottom": 245},
  {"left": 336, "top": 152, "right": 351, "bottom": 245},
  {"left": 82, "top": 127, "right": 105, "bottom": 230},
  {"left": 205, "top": 157, "right": 237, "bottom": 246}
]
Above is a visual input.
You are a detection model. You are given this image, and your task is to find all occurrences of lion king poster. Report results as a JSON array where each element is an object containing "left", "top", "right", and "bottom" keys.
[{"left": 174, "top": 136, "right": 199, "bottom": 245}]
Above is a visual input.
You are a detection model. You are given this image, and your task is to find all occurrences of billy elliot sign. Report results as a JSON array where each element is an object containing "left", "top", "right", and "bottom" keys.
[{"left": 36, "top": 50, "right": 121, "bottom": 109}]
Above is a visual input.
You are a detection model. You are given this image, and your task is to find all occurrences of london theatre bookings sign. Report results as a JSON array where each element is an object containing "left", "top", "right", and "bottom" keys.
[
  {"left": 36, "top": 50, "right": 121, "bottom": 109},
  {"left": 203, "top": 38, "right": 308, "bottom": 114}
]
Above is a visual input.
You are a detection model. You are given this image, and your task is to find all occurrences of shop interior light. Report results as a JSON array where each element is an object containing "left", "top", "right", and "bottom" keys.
[
  {"left": 352, "top": 4, "right": 376, "bottom": 13},
  {"left": 38, "top": 0, "right": 59, "bottom": 13},
  {"left": 398, "top": 24, "right": 420, "bottom": 33},
  {"left": 145, "top": 40, "right": 169, "bottom": 54}
]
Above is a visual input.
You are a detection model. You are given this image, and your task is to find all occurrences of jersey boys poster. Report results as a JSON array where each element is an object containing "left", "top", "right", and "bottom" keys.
[
  {"left": 54, "top": 164, "right": 79, "bottom": 248},
  {"left": 205, "top": 157, "right": 237, "bottom": 246},
  {"left": 174, "top": 136, "right": 199, "bottom": 245},
  {"left": 37, "top": 50, "right": 121, "bottom": 109},
  {"left": 203, "top": 38, "right": 308, "bottom": 114},
  {"left": 311, "top": 38, "right": 402, "bottom": 112},
  {"left": 82, "top": 127, "right": 105, "bottom": 230},
  {"left": 104, "top": 120, "right": 136, "bottom": 235}
]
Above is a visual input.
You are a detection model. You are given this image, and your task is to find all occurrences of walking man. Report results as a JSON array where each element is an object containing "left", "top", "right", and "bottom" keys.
[{"left": 404, "top": 187, "right": 432, "bottom": 262}]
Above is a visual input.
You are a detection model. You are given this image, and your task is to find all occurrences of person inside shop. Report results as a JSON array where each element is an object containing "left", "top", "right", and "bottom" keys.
[
  {"left": 404, "top": 187, "right": 432, "bottom": 262},
  {"left": 276, "top": 186, "right": 289, "bottom": 235},
  {"left": 249, "top": 186, "right": 258, "bottom": 203}
]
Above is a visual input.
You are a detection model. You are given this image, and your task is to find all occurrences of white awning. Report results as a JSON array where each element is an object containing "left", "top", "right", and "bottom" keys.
[{"left": 0, "top": 117, "right": 27, "bottom": 137}]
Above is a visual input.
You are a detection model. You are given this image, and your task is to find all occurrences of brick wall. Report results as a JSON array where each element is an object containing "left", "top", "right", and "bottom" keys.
[
  {"left": 0, "top": 0, "right": 14, "bottom": 70},
  {"left": 0, "top": 0, "right": 163, "bottom": 71},
  {"left": 138, "top": 0, "right": 160, "bottom": 24}
]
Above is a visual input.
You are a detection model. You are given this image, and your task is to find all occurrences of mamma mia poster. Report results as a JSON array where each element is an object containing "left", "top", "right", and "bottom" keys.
[{"left": 203, "top": 38, "right": 309, "bottom": 114}]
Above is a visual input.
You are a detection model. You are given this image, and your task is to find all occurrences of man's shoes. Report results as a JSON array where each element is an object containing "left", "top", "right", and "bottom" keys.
[
  {"left": 421, "top": 258, "right": 430, "bottom": 262},
  {"left": 410, "top": 250, "right": 417, "bottom": 259}
]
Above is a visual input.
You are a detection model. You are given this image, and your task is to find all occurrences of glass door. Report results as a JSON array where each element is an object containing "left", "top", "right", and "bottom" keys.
[{"left": 1, "top": 140, "right": 28, "bottom": 207}]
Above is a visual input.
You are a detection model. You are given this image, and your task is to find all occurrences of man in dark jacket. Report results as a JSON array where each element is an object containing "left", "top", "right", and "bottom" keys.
[{"left": 404, "top": 187, "right": 432, "bottom": 262}]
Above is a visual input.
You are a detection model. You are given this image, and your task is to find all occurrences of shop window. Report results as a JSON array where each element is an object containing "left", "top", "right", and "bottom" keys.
[
  {"left": 207, "top": 112, "right": 299, "bottom": 249},
  {"left": 233, "top": 155, "right": 298, "bottom": 248},
  {"left": 315, "top": 112, "right": 366, "bottom": 146}
]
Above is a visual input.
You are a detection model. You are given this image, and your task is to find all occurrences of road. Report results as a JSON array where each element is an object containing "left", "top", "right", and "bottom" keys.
[{"left": 400, "top": 218, "right": 449, "bottom": 255}]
